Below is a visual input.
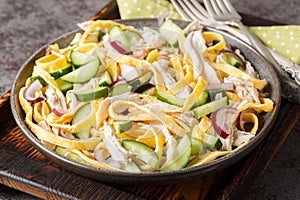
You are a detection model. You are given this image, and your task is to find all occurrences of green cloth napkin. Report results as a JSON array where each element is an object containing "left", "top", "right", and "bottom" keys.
[{"left": 117, "top": 0, "right": 300, "bottom": 65}]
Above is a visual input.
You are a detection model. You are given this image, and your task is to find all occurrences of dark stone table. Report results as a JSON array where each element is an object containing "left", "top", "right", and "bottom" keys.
[{"left": 0, "top": 0, "right": 299, "bottom": 199}]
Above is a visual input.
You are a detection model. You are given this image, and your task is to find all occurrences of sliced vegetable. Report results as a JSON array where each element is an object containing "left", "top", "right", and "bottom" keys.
[
  {"left": 156, "top": 89, "right": 185, "bottom": 107},
  {"left": 130, "top": 71, "right": 153, "bottom": 92},
  {"left": 55, "top": 146, "right": 85, "bottom": 163},
  {"left": 73, "top": 87, "right": 108, "bottom": 102},
  {"left": 98, "top": 71, "right": 113, "bottom": 87},
  {"left": 23, "top": 79, "right": 46, "bottom": 103},
  {"left": 61, "top": 59, "right": 100, "bottom": 83},
  {"left": 212, "top": 107, "right": 238, "bottom": 139},
  {"left": 109, "top": 83, "right": 132, "bottom": 96},
  {"left": 161, "top": 134, "right": 192, "bottom": 171},
  {"left": 194, "top": 91, "right": 209, "bottom": 107},
  {"left": 159, "top": 19, "right": 186, "bottom": 47},
  {"left": 203, "top": 134, "right": 222, "bottom": 149},
  {"left": 123, "top": 30, "right": 142, "bottom": 47},
  {"left": 219, "top": 49, "right": 245, "bottom": 68},
  {"left": 193, "top": 96, "right": 229, "bottom": 119},
  {"left": 30, "top": 76, "right": 47, "bottom": 87},
  {"left": 70, "top": 50, "right": 98, "bottom": 68},
  {"left": 122, "top": 140, "right": 158, "bottom": 169},
  {"left": 50, "top": 64, "right": 73, "bottom": 79},
  {"left": 123, "top": 161, "right": 141, "bottom": 172},
  {"left": 191, "top": 138, "right": 206, "bottom": 155},
  {"left": 56, "top": 79, "right": 73, "bottom": 94},
  {"left": 72, "top": 102, "right": 95, "bottom": 133},
  {"left": 114, "top": 120, "right": 132, "bottom": 133}
]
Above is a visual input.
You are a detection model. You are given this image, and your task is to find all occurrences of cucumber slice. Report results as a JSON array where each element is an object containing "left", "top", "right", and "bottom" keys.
[
  {"left": 73, "top": 86, "right": 108, "bottom": 102},
  {"left": 109, "top": 25, "right": 129, "bottom": 50},
  {"left": 203, "top": 134, "right": 222, "bottom": 150},
  {"left": 71, "top": 103, "right": 95, "bottom": 133},
  {"left": 123, "top": 161, "right": 141, "bottom": 172},
  {"left": 60, "top": 59, "right": 100, "bottom": 83},
  {"left": 193, "top": 96, "right": 229, "bottom": 119},
  {"left": 220, "top": 52, "right": 243, "bottom": 68},
  {"left": 109, "top": 83, "right": 132, "bottom": 96},
  {"left": 159, "top": 19, "right": 186, "bottom": 47},
  {"left": 55, "top": 146, "right": 85, "bottom": 163},
  {"left": 98, "top": 71, "right": 112, "bottom": 87},
  {"left": 123, "top": 30, "right": 142, "bottom": 47},
  {"left": 161, "top": 134, "right": 192, "bottom": 171},
  {"left": 130, "top": 71, "right": 153, "bottom": 92},
  {"left": 30, "top": 76, "right": 47, "bottom": 87},
  {"left": 50, "top": 64, "right": 72, "bottom": 79},
  {"left": 191, "top": 138, "right": 206, "bottom": 155},
  {"left": 114, "top": 120, "right": 132, "bottom": 133},
  {"left": 75, "top": 129, "right": 90, "bottom": 139},
  {"left": 156, "top": 89, "right": 185, "bottom": 107},
  {"left": 70, "top": 50, "right": 98, "bottom": 68},
  {"left": 194, "top": 91, "right": 209, "bottom": 107},
  {"left": 208, "top": 90, "right": 227, "bottom": 101},
  {"left": 56, "top": 79, "right": 73, "bottom": 94},
  {"left": 122, "top": 140, "right": 158, "bottom": 169}
]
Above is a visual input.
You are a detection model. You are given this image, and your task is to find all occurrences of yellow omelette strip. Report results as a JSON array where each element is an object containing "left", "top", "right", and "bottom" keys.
[
  {"left": 146, "top": 49, "right": 160, "bottom": 63},
  {"left": 80, "top": 20, "right": 132, "bottom": 45},
  {"left": 35, "top": 53, "right": 68, "bottom": 73},
  {"left": 187, "top": 150, "right": 233, "bottom": 167},
  {"left": 226, "top": 91, "right": 242, "bottom": 102},
  {"left": 239, "top": 98, "right": 274, "bottom": 113},
  {"left": 167, "top": 64, "right": 194, "bottom": 95},
  {"left": 171, "top": 76, "right": 207, "bottom": 112},
  {"left": 209, "top": 62, "right": 267, "bottom": 90},
  {"left": 202, "top": 32, "right": 226, "bottom": 61},
  {"left": 242, "top": 112, "right": 259, "bottom": 134},
  {"left": 169, "top": 54, "right": 184, "bottom": 79},
  {"left": 70, "top": 150, "right": 120, "bottom": 171}
]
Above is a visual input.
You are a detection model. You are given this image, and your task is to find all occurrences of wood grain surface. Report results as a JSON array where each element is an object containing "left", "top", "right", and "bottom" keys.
[{"left": 1, "top": 1, "right": 300, "bottom": 199}]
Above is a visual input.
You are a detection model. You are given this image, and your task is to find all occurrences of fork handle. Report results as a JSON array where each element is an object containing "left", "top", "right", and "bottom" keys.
[{"left": 236, "top": 21, "right": 300, "bottom": 103}]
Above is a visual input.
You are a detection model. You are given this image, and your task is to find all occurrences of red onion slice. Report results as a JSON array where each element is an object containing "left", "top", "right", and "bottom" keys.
[
  {"left": 157, "top": 11, "right": 170, "bottom": 26},
  {"left": 159, "top": 55, "right": 170, "bottom": 68},
  {"left": 108, "top": 76, "right": 128, "bottom": 89},
  {"left": 52, "top": 107, "right": 64, "bottom": 117},
  {"left": 212, "top": 107, "right": 238, "bottom": 139},
  {"left": 23, "top": 80, "right": 46, "bottom": 103},
  {"left": 110, "top": 41, "right": 130, "bottom": 55},
  {"left": 205, "top": 83, "right": 234, "bottom": 91}
]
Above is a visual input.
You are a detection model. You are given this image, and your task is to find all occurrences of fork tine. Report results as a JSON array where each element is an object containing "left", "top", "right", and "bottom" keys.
[
  {"left": 170, "top": 0, "right": 192, "bottom": 20},
  {"left": 175, "top": 0, "right": 208, "bottom": 21},
  {"left": 203, "top": 0, "right": 218, "bottom": 19},
  {"left": 216, "top": 0, "right": 229, "bottom": 15},
  {"left": 210, "top": 0, "right": 223, "bottom": 16},
  {"left": 189, "top": 0, "right": 210, "bottom": 19},
  {"left": 183, "top": 0, "right": 209, "bottom": 21},
  {"left": 223, "top": 0, "right": 241, "bottom": 19}
]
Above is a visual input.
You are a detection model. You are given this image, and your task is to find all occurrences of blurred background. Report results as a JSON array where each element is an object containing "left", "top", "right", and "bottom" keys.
[{"left": 0, "top": 0, "right": 299, "bottom": 199}]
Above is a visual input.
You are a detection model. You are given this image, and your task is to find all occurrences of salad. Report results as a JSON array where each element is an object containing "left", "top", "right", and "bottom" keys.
[{"left": 19, "top": 19, "right": 274, "bottom": 172}]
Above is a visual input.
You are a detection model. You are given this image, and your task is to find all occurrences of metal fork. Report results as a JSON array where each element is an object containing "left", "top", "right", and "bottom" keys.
[{"left": 171, "top": 0, "right": 300, "bottom": 102}]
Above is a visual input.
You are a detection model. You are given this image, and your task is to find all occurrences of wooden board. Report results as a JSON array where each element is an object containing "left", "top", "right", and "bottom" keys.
[{"left": 1, "top": 1, "right": 300, "bottom": 199}]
